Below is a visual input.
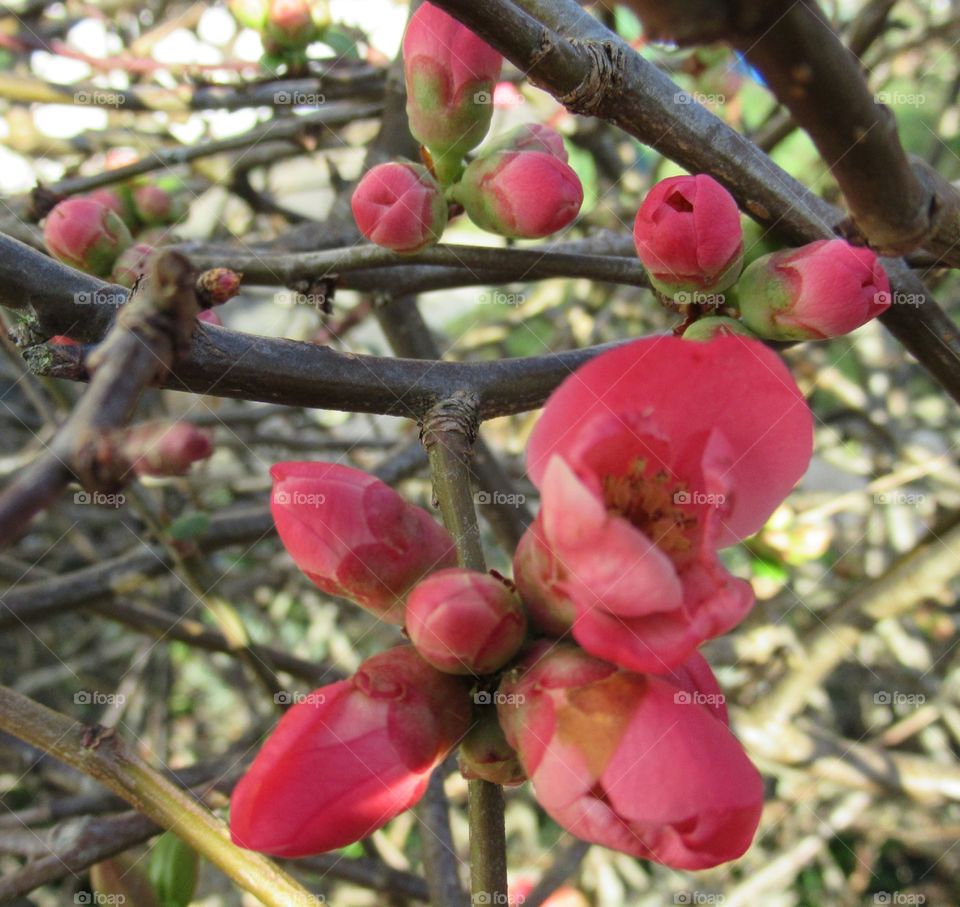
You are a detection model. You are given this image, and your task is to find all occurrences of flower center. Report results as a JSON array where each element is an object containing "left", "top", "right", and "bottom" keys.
[{"left": 601, "top": 458, "right": 697, "bottom": 565}]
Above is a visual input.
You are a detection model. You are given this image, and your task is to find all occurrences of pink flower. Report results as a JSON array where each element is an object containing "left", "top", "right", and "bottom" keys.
[
  {"left": 403, "top": 2, "right": 502, "bottom": 181},
  {"left": 454, "top": 151, "right": 583, "bottom": 239},
  {"left": 111, "top": 243, "right": 155, "bottom": 289},
  {"left": 633, "top": 174, "right": 743, "bottom": 296},
  {"left": 120, "top": 422, "right": 213, "bottom": 477},
  {"left": 406, "top": 567, "right": 527, "bottom": 675},
  {"left": 524, "top": 335, "right": 812, "bottom": 672},
  {"left": 231, "top": 646, "right": 471, "bottom": 857},
  {"left": 270, "top": 462, "right": 456, "bottom": 624},
  {"left": 43, "top": 198, "right": 133, "bottom": 277},
  {"left": 351, "top": 162, "right": 447, "bottom": 253},
  {"left": 497, "top": 644, "right": 763, "bottom": 869},
  {"left": 735, "top": 239, "right": 892, "bottom": 340}
]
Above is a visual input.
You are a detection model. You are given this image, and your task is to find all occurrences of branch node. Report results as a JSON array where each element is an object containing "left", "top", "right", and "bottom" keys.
[
  {"left": 556, "top": 40, "right": 624, "bottom": 117},
  {"left": 420, "top": 391, "right": 480, "bottom": 448}
]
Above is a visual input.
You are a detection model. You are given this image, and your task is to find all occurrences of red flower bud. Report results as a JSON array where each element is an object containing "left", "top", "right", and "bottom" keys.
[
  {"left": 270, "top": 462, "right": 457, "bottom": 623},
  {"left": 111, "top": 243, "right": 156, "bottom": 289},
  {"left": 455, "top": 151, "right": 583, "bottom": 239},
  {"left": 43, "top": 198, "right": 133, "bottom": 277},
  {"left": 351, "top": 162, "right": 448, "bottom": 253},
  {"left": 498, "top": 644, "right": 762, "bottom": 869},
  {"left": 406, "top": 568, "right": 526, "bottom": 675},
  {"left": 120, "top": 422, "right": 213, "bottom": 477},
  {"left": 131, "top": 185, "right": 186, "bottom": 227},
  {"left": 512, "top": 518, "right": 575, "bottom": 637},
  {"left": 735, "top": 238, "right": 892, "bottom": 340},
  {"left": 485, "top": 123, "right": 568, "bottom": 161},
  {"left": 403, "top": 2, "right": 502, "bottom": 182},
  {"left": 197, "top": 267, "right": 242, "bottom": 306},
  {"left": 633, "top": 174, "right": 743, "bottom": 296},
  {"left": 458, "top": 709, "right": 526, "bottom": 786},
  {"left": 231, "top": 646, "right": 471, "bottom": 857}
]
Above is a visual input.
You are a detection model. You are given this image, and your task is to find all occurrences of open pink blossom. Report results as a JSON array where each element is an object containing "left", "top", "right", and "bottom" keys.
[
  {"left": 633, "top": 174, "right": 743, "bottom": 297},
  {"left": 525, "top": 335, "right": 812, "bottom": 672},
  {"left": 497, "top": 643, "right": 762, "bottom": 869},
  {"left": 735, "top": 238, "right": 892, "bottom": 340},
  {"left": 271, "top": 462, "right": 457, "bottom": 623},
  {"left": 231, "top": 646, "right": 471, "bottom": 857}
]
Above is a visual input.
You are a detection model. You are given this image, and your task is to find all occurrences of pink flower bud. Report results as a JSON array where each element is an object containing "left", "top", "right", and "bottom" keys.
[
  {"left": 513, "top": 518, "right": 575, "bottom": 637},
  {"left": 633, "top": 174, "right": 743, "bottom": 296},
  {"left": 197, "top": 309, "right": 223, "bottom": 326},
  {"left": 131, "top": 185, "right": 186, "bottom": 227},
  {"left": 197, "top": 268, "right": 242, "bottom": 306},
  {"left": 231, "top": 646, "right": 471, "bottom": 857},
  {"left": 682, "top": 315, "right": 757, "bottom": 341},
  {"left": 270, "top": 462, "right": 457, "bottom": 623},
  {"left": 458, "top": 709, "right": 526, "bottom": 786},
  {"left": 265, "top": 0, "right": 326, "bottom": 47},
  {"left": 351, "top": 162, "right": 448, "bottom": 253},
  {"left": 455, "top": 151, "right": 583, "bottom": 239},
  {"left": 87, "top": 187, "right": 138, "bottom": 230},
  {"left": 735, "top": 238, "right": 892, "bottom": 340},
  {"left": 485, "top": 123, "right": 568, "bottom": 161},
  {"left": 406, "top": 568, "right": 526, "bottom": 675},
  {"left": 110, "top": 243, "right": 156, "bottom": 289},
  {"left": 121, "top": 422, "right": 213, "bottom": 477},
  {"left": 403, "top": 2, "right": 502, "bottom": 182},
  {"left": 43, "top": 198, "right": 133, "bottom": 277},
  {"left": 498, "top": 644, "right": 762, "bottom": 869}
]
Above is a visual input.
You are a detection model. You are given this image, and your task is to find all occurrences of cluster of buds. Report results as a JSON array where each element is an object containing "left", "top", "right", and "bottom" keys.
[
  {"left": 351, "top": 4, "right": 583, "bottom": 252},
  {"left": 631, "top": 173, "right": 891, "bottom": 340},
  {"left": 231, "top": 333, "right": 816, "bottom": 870},
  {"left": 228, "top": 0, "right": 329, "bottom": 68}
]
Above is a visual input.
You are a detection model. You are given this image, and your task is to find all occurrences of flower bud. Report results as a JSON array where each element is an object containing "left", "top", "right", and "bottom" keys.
[
  {"left": 231, "top": 646, "right": 471, "bottom": 856},
  {"left": 512, "top": 518, "right": 575, "bottom": 637},
  {"left": 351, "top": 162, "right": 448, "bottom": 253},
  {"left": 120, "top": 422, "right": 213, "bottom": 477},
  {"left": 406, "top": 567, "right": 526, "bottom": 675},
  {"left": 403, "top": 2, "right": 502, "bottom": 183},
  {"left": 146, "top": 832, "right": 198, "bottom": 907},
  {"left": 633, "top": 174, "right": 743, "bottom": 296},
  {"left": 454, "top": 151, "right": 583, "bottom": 239},
  {"left": 734, "top": 238, "right": 892, "bottom": 340},
  {"left": 197, "top": 267, "right": 242, "bottom": 306},
  {"left": 43, "top": 198, "right": 133, "bottom": 276},
  {"left": 87, "top": 186, "right": 139, "bottom": 230},
  {"left": 132, "top": 185, "right": 186, "bottom": 226},
  {"left": 485, "top": 123, "right": 568, "bottom": 161},
  {"left": 229, "top": 0, "right": 268, "bottom": 29},
  {"left": 498, "top": 644, "right": 762, "bottom": 869},
  {"left": 271, "top": 462, "right": 456, "bottom": 623},
  {"left": 196, "top": 309, "right": 223, "bottom": 326},
  {"left": 458, "top": 709, "right": 526, "bottom": 786},
  {"left": 682, "top": 315, "right": 757, "bottom": 341},
  {"left": 265, "top": 0, "right": 327, "bottom": 47},
  {"left": 111, "top": 243, "right": 156, "bottom": 289}
]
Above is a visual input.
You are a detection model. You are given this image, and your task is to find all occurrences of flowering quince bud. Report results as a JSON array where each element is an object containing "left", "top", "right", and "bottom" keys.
[
  {"left": 230, "top": 646, "right": 471, "bottom": 857},
  {"left": 682, "top": 315, "right": 757, "bottom": 341},
  {"left": 484, "top": 123, "right": 568, "bottom": 161},
  {"left": 403, "top": 2, "right": 502, "bottom": 183},
  {"left": 111, "top": 243, "right": 156, "bottom": 289},
  {"left": 406, "top": 567, "right": 526, "bottom": 675},
  {"left": 453, "top": 151, "right": 583, "bottom": 239},
  {"left": 497, "top": 643, "right": 762, "bottom": 869},
  {"left": 264, "top": 0, "right": 327, "bottom": 47},
  {"left": 132, "top": 185, "right": 186, "bottom": 227},
  {"left": 351, "top": 162, "right": 448, "bottom": 253},
  {"left": 87, "top": 187, "right": 138, "bottom": 230},
  {"left": 633, "top": 174, "right": 743, "bottom": 296},
  {"left": 196, "top": 309, "right": 223, "bottom": 326},
  {"left": 228, "top": 0, "right": 268, "bottom": 29},
  {"left": 43, "top": 198, "right": 133, "bottom": 277},
  {"left": 524, "top": 335, "right": 813, "bottom": 672},
  {"left": 512, "top": 517, "right": 575, "bottom": 637},
  {"left": 734, "top": 238, "right": 892, "bottom": 341},
  {"left": 120, "top": 422, "right": 213, "bottom": 477},
  {"left": 458, "top": 709, "right": 526, "bottom": 786},
  {"left": 510, "top": 879, "right": 589, "bottom": 907},
  {"left": 270, "top": 462, "right": 456, "bottom": 623}
]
